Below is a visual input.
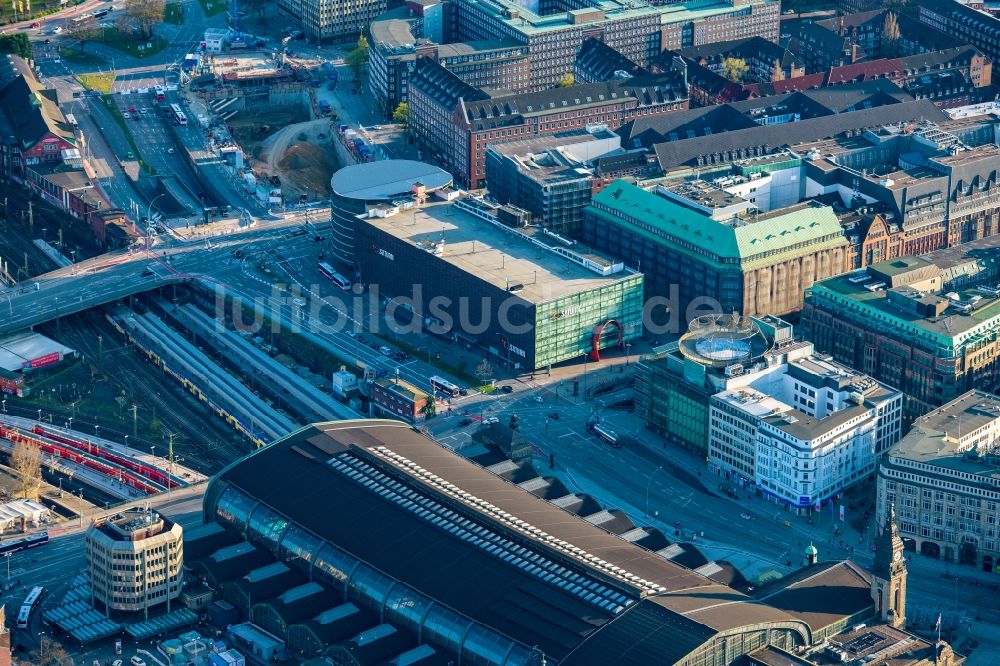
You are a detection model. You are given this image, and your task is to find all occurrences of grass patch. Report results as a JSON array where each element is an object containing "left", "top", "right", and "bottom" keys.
[
  {"left": 77, "top": 71, "right": 116, "bottom": 93},
  {"left": 164, "top": 2, "right": 184, "bottom": 24},
  {"left": 100, "top": 95, "right": 156, "bottom": 175},
  {"left": 60, "top": 47, "right": 107, "bottom": 66},
  {"left": 93, "top": 28, "right": 167, "bottom": 58},
  {"left": 197, "top": 0, "right": 228, "bottom": 16}
]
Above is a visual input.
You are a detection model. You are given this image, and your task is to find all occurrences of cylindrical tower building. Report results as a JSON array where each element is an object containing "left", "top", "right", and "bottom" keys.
[{"left": 329, "top": 160, "right": 453, "bottom": 270}]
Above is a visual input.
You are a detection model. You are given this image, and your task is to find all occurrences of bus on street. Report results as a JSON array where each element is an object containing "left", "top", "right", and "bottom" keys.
[
  {"left": 17, "top": 586, "right": 45, "bottom": 629},
  {"left": 318, "top": 262, "right": 351, "bottom": 291},
  {"left": 430, "top": 376, "right": 460, "bottom": 398},
  {"left": 592, "top": 424, "right": 621, "bottom": 448}
]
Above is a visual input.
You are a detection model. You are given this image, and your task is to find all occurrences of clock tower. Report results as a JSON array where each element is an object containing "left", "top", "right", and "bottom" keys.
[{"left": 871, "top": 504, "right": 907, "bottom": 628}]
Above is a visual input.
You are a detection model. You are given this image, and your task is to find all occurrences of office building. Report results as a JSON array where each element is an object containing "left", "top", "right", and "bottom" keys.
[
  {"left": 369, "top": 8, "right": 531, "bottom": 117},
  {"left": 352, "top": 190, "right": 643, "bottom": 371},
  {"left": 635, "top": 315, "right": 809, "bottom": 455},
  {"left": 633, "top": 106, "right": 1000, "bottom": 275},
  {"left": 876, "top": 390, "right": 1000, "bottom": 573},
  {"left": 573, "top": 38, "right": 647, "bottom": 84},
  {"left": 198, "top": 418, "right": 961, "bottom": 664},
  {"left": 583, "top": 179, "right": 849, "bottom": 320},
  {"left": 277, "top": 0, "right": 383, "bottom": 43},
  {"left": 329, "top": 160, "right": 453, "bottom": 270},
  {"left": 408, "top": 58, "right": 688, "bottom": 188},
  {"left": 86, "top": 507, "right": 184, "bottom": 615},
  {"left": 370, "top": 377, "right": 431, "bottom": 423},
  {"left": 802, "top": 235, "right": 1000, "bottom": 418},
  {"left": 790, "top": 10, "right": 965, "bottom": 73},
  {"left": 451, "top": 0, "right": 780, "bottom": 90},
  {"left": 485, "top": 127, "right": 622, "bottom": 237},
  {"left": 708, "top": 346, "right": 903, "bottom": 513},
  {"left": 919, "top": 0, "right": 1000, "bottom": 62}
]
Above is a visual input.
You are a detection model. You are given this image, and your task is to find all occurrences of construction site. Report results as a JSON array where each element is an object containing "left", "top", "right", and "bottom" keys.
[{"left": 196, "top": 50, "right": 341, "bottom": 203}]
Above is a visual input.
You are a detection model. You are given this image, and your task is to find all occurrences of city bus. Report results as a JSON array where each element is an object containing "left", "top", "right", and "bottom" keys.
[
  {"left": 430, "top": 376, "right": 460, "bottom": 398},
  {"left": 592, "top": 424, "right": 621, "bottom": 448},
  {"left": 167, "top": 103, "right": 188, "bottom": 125},
  {"left": 17, "top": 586, "right": 45, "bottom": 629},
  {"left": 318, "top": 262, "right": 351, "bottom": 291}
]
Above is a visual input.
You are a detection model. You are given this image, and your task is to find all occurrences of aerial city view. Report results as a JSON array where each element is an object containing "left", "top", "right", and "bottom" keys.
[{"left": 0, "top": 0, "right": 998, "bottom": 662}]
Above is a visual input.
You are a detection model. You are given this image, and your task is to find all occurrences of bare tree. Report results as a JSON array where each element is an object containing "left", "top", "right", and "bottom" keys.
[
  {"left": 475, "top": 359, "right": 493, "bottom": 382},
  {"left": 11, "top": 441, "right": 41, "bottom": 501},
  {"left": 29, "top": 635, "right": 73, "bottom": 666},
  {"left": 67, "top": 23, "right": 100, "bottom": 53},
  {"left": 125, "top": 0, "right": 165, "bottom": 39}
]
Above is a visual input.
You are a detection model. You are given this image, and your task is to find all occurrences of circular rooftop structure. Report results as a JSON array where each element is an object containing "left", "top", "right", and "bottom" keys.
[
  {"left": 330, "top": 160, "right": 452, "bottom": 202},
  {"left": 678, "top": 314, "right": 774, "bottom": 369}
]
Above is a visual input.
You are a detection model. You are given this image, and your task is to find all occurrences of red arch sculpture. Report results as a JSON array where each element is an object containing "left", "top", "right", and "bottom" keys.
[{"left": 590, "top": 319, "right": 623, "bottom": 361}]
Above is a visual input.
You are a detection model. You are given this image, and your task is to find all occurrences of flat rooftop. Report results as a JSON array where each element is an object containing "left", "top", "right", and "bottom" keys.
[
  {"left": 886, "top": 390, "right": 1000, "bottom": 483},
  {"left": 456, "top": 0, "right": 772, "bottom": 36},
  {"left": 360, "top": 198, "right": 636, "bottom": 302},
  {"left": 813, "top": 237, "right": 1000, "bottom": 341},
  {"left": 0, "top": 331, "right": 74, "bottom": 372}
]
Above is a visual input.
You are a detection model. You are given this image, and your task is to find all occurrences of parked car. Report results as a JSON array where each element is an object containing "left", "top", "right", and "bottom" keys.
[
  {"left": 123, "top": 112, "right": 130, "bottom": 119},
  {"left": 548, "top": 412, "right": 560, "bottom": 420},
  {"left": 500, "top": 385, "right": 513, "bottom": 394},
  {"left": 740, "top": 512, "right": 752, "bottom": 521},
  {"left": 379, "top": 345, "right": 393, "bottom": 356},
  {"left": 458, "top": 387, "right": 468, "bottom": 396},
  {"left": 130, "top": 657, "right": 146, "bottom": 666}
]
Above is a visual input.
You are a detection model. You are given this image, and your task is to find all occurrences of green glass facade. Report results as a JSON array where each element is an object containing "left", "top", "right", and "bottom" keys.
[
  {"left": 646, "top": 371, "right": 712, "bottom": 455},
  {"left": 534, "top": 274, "right": 644, "bottom": 369}
]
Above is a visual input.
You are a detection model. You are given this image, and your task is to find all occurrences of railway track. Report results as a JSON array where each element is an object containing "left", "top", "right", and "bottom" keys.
[{"left": 36, "top": 310, "right": 251, "bottom": 473}]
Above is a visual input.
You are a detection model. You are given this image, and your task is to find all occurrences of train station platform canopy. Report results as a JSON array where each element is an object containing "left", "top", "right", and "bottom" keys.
[{"left": 125, "top": 608, "right": 199, "bottom": 640}]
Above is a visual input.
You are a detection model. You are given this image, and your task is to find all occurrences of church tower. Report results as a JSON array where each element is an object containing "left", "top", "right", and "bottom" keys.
[{"left": 871, "top": 504, "right": 907, "bottom": 628}]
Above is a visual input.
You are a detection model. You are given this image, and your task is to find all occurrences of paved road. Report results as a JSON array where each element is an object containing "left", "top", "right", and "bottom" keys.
[{"left": 3, "top": 485, "right": 206, "bottom": 653}]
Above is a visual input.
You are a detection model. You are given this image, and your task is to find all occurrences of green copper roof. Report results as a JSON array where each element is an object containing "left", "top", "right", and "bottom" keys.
[{"left": 589, "top": 180, "right": 846, "bottom": 265}]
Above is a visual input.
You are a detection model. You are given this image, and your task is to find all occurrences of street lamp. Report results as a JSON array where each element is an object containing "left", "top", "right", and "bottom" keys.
[
  {"left": 645, "top": 465, "right": 664, "bottom": 518},
  {"left": 37, "top": 408, "right": 41, "bottom": 421},
  {"left": 124, "top": 435, "right": 129, "bottom": 449},
  {"left": 625, "top": 342, "right": 632, "bottom": 366},
  {"left": 147, "top": 193, "right": 168, "bottom": 248}
]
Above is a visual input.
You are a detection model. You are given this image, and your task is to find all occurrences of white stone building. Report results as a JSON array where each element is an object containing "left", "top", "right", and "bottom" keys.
[{"left": 709, "top": 353, "right": 903, "bottom": 513}]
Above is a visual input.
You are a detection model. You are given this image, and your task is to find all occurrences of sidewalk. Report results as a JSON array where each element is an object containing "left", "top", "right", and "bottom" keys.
[{"left": 624, "top": 428, "right": 1000, "bottom": 586}]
